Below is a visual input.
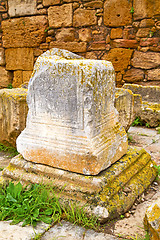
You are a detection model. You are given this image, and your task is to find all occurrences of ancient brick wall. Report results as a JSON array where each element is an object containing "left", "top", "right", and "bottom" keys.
[{"left": 0, "top": 0, "right": 160, "bottom": 88}]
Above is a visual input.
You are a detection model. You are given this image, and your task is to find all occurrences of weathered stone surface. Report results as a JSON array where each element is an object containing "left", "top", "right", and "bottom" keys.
[
  {"left": 131, "top": 51, "right": 160, "bottom": 69},
  {"left": 123, "top": 84, "right": 160, "bottom": 127},
  {"left": 0, "top": 67, "right": 12, "bottom": 89},
  {"left": 43, "top": 0, "right": 60, "bottom": 6},
  {"left": 88, "top": 41, "right": 106, "bottom": 50},
  {"left": 0, "top": 221, "right": 49, "bottom": 240},
  {"left": 8, "top": 0, "right": 37, "bottom": 17},
  {"left": 73, "top": 9, "right": 97, "bottom": 27},
  {"left": 13, "top": 71, "right": 23, "bottom": 88},
  {"left": 2, "top": 16, "right": 48, "bottom": 48},
  {"left": 104, "top": 0, "right": 132, "bottom": 27},
  {"left": 2, "top": 148, "right": 156, "bottom": 221},
  {"left": 144, "top": 199, "right": 160, "bottom": 240},
  {"left": 136, "top": 28, "right": 150, "bottom": 38},
  {"left": 0, "top": 48, "right": 5, "bottom": 66},
  {"left": 0, "top": 88, "right": 28, "bottom": 146},
  {"left": 139, "top": 19, "right": 155, "bottom": 28},
  {"left": 23, "top": 71, "right": 33, "bottom": 83},
  {"left": 123, "top": 69, "right": 144, "bottom": 82},
  {"left": 140, "top": 38, "right": 160, "bottom": 47},
  {"left": 55, "top": 28, "right": 75, "bottom": 42},
  {"left": 41, "top": 221, "right": 118, "bottom": 240},
  {"left": 102, "top": 48, "right": 133, "bottom": 73},
  {"left": 133, "top": 0, "right": 160, "bottom": 20},
  {"left": 48, "top": 4, "right": 72, "bottom": 28},
  {"left": 115, "top": 88, "right": 134, "bottom": 131},
  {"left": 50, "top": 42, "right": 87, "bottom": 53},
  {"left": 86, "top": 51, "right": 97, "bottom": 59},
  {"left": 112, "top": 39, "right": 138, "bottom": 48},
  {"left": 123, "top": 84, "right": 160, "bottom": 103},
  {"left": 147, "top": 69, "right": 160, "bottom": 81},
  {"left": 5, "top": 48, "right": 34, "bottom": 71},
  {"left": 16, "top": 48, "right": 127, "bottom": 176},
  {"left": 110, "top": 28, "right": 123, "bottom": 39},
  {"left": 83, "top": 1, "right": 103, "bottom": 9},
  {"left": 78, "top": 28, "right": 92, "bottom": 42}
]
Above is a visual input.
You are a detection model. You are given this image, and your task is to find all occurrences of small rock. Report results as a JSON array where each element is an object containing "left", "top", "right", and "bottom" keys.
[{"left": 125, "top": 213, "right": 130, "bottom": 218}]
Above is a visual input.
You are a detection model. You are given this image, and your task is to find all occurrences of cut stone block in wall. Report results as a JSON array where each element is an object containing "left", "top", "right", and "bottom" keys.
[
  {"left": 0, "top": 88, "right": 28, "bottom": 147},
  {"left": 0, "top": 67, "right": 13, "bottom": 89},
  {"left": 133, "top": 0, "right": 160, "bottom": 20},
  {"left": 104, "top": 0, "right": 132, "bottom": 27},
  {"left": 8, "top": 0, "right": 37, "bottom": 17},
  {"left": 123, "top": 84, "right": 160, "bottom": 127},
  {"left": 115, "top": 88, "right": 134, "bottom": 131},
  {"left": 0, "top": 48, "right": 5, "bottom": 66},
  {"left": 73, "top": 9, "right": 97, "bottom": 27},
  {"left": 17, "top": 48, "right": 128, "bottom": 175},
  {"left": 5, "top": 48, "right": 34, "bottom": 71},
  {"left": 48, "top": 4, "right": 72, "bottom": 28},
  {"left": 2, "top": 16, "right": 48, "bottom": 48}
]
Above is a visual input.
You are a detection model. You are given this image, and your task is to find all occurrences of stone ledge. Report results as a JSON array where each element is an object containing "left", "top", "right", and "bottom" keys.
[{"left": 2, "top": 148, "right": 157, "bottom": 222}]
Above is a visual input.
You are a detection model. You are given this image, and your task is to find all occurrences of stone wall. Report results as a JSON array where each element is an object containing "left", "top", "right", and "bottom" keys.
[{"left": 0, "top": 0, "right": 160, "bottom": 88}]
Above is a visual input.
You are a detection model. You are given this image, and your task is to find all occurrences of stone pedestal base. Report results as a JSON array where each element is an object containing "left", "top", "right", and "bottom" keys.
[{"left": 2, "top": 148, "right": 157, "bottom": 222}]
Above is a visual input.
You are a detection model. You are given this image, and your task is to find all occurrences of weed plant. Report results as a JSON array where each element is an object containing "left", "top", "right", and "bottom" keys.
[
  {"left": 0, "top": 143, "right": 19, "bottom": 157},
  {"left": 0, "top": 182, "right": 99, "bottom": 229}
]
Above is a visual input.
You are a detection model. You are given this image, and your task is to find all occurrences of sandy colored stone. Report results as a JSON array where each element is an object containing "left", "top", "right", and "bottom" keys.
[
  {"left": 140, "top": 19, "right": 155, "bottom": 28},
  {"left": 16, "top": 48, "right": 127, "bottom": 176},
  {"left": 23, "top": 71, "right": 33, "bottom": 83},
  {"left": 136, "top": 28, "right": 150, "bottom": 38},
  {"left": 78, "top": 28, "right": 92, "bottom": 42},
  {"left": 83, "top": 1, "right": 103, "bottom": 9},
  {"left": 102, "top": 48, "right": 133, "bottom": 73},
  {"left": 115, "top": 88, "right": 134, "bottom": 131},
  {"left": 5, "top": 48, "right": 34, "bottom": 71},
  {"left": 0, "top": 66, "right": 12, "bottom": 88},
  {"left": 50, "top": 42, "right": 87, "bottom": 52},
  {"left": 0, "top": 47, "right": 5, "bottom": 66},
  {"left": 8, "top": 0, "right": 37, "bottom": 17},
  {"left": 55, "top": 28, "right": 75, "bottom": 42},
  {"left": 2, "top": 16, "right": 48, "bottom": 48},
  {"left": 147, "top": 69, "right": 160, "bottom": 81},
  {"left": 48, "top": 4, "right": 72, "bottom": 28},
  {"left": 43, "top": 0, "right": 60, "bottom": 6},
  {"left": 131, "top": 51, "right": 160, "bottom": 69},
  {"left": 112, "top": 39, "right": 138, "bottom": 48},
  {"left": 140, "top": 38, "right": 160, "bottom": 47},
  {"left": 0, "top": 88, "right": 28, "bottom": 146},
  {"left": 88, "top": 41, "right": 106, "bottom": 50},
  {"left": 110, "top": 28, "right": 123, "bottom": 39},
  {"left": 144, "top": 199, "right": 160, "bottom": 240},
  {"left": 123, "top": 69, "right": 144, "bottom": 83},
  {"left": 85, "top": 51, "right": 97, "bottom": 59},
  {"left": 73, "top": 8, "right": 97, "bottom": 27},
  {"left": 133, "top": 0, "right": 160, "bottom": 20},
  {"left": 104, "top": 0, "right": 132, "bottom": 27},
  {"left": 13, "top": 71, "right": 23, "bottom": 88}
]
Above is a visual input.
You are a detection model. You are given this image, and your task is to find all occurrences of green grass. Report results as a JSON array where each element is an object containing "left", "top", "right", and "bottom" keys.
[
  {"left": 0, "top": 182, "right": 99, "bottom": 229},
  {"left": 131, "top": 117, "right": 150, "bottom": 128},
  {"left": 0, "top": 143, "right": 19, "bottom": 157}
]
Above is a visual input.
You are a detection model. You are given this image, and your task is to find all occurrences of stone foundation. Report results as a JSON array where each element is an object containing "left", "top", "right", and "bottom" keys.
[{"left": 2, "top": 148, "right": 157, "bottom": 222}]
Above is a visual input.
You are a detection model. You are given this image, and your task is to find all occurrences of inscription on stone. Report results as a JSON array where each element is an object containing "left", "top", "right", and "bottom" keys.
[{"left": 17, "top": 48, "right": 128, "bottom": 175}]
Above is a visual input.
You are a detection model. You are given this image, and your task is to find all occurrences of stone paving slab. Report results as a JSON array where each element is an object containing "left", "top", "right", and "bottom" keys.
[
  {"left": 0, "top": 221, "right": 49, "bottom": 240},
  {"left": 41, "top": 221, "right": 118, "bottom": 240}
]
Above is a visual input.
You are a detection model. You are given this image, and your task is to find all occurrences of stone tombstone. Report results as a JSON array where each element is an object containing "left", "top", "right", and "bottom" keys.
[{"left": 17, "top": 48, "right": 128, "bottom": 175}]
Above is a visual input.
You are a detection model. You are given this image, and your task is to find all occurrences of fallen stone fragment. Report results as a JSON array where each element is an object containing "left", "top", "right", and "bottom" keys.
[{"left": 144, "top": 199, "right": 160, "bottom": 240}]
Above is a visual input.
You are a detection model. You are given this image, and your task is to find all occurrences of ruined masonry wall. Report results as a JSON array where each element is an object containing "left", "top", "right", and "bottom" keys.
[{"left": 0, "top": 0, "right": 160, "bottom": 88}]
